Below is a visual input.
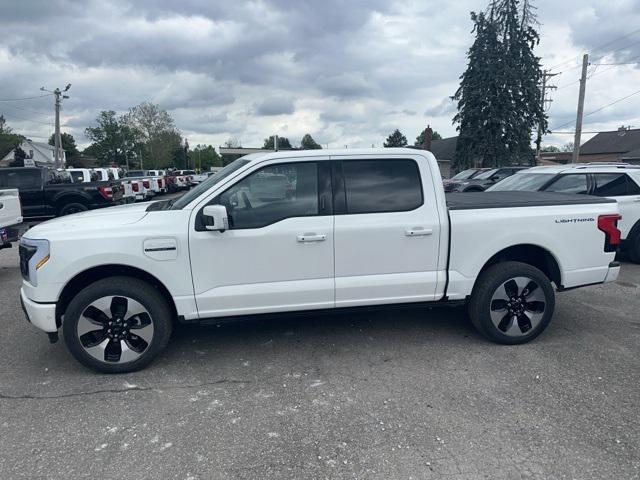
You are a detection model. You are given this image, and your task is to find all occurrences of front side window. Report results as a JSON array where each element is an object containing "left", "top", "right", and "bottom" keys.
[
  {"left": 217, "top": 162, "right": 318, "bottom": 229},
  {"left": 593, "top": 173, "right": 637, "bottom": 196},
  {"left": 342, "top": 159, "right": 423, "bottom": 214},
  {"left": 544, "top": 174, "right": 588, "bottom": 194}
]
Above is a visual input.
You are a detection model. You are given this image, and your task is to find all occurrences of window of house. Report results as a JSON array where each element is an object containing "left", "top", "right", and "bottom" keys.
[
  {"left": 342, "top": 159, "right": 423, "bottom": 214},
  {"left": 544, "top": 174, "right": 588, "bottom": 194},
  {"left": 217, "top": 162, "right": 318, "bottom": 229}
]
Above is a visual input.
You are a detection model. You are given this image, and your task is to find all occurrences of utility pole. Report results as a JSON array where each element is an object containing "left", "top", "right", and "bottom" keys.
[
  {"left": 41, "top": 84, "right": 71, "bottom": 168},
  {"left": 535, "top": 70, "right": 558, "bottom": 165},
  {"left": 274, "top": 135, "right": 278, "bottom": 151},
  {"left": 572, "top": 54, "right": 589, "bottom": 163}
]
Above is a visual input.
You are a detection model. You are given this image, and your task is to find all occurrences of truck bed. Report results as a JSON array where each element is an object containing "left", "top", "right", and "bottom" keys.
[{"left": 446, "top": 191, "right": 615, "bottom": 210}]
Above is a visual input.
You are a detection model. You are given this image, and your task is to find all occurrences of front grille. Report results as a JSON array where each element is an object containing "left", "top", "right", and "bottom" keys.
[{"left": 18, "top": 244, "right": 37, "bottom": 281}]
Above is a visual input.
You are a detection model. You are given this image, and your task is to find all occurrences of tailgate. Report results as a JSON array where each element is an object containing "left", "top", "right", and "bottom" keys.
[{"left": 0, "top": 189, "right": 23, "bottom": 228}]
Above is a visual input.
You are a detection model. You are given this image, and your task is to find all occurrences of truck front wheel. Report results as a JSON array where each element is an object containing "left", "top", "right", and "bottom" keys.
[
  {"left": 468, "top": 261, "right": 555, "bottom": 344},
  {"left": 62, "top": 277, "right": 173, "bottom": 373}
]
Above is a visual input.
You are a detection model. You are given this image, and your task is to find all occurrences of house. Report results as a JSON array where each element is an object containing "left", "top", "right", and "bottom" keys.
[
  {"left": 426, "top": 137, "right": 455, "bottom": 178},
  {"left": 578, "top": 126, "right": 640, "bottom": 164},
  {"left": 0, "top": 139, "right": 67, "bottom": 167}
]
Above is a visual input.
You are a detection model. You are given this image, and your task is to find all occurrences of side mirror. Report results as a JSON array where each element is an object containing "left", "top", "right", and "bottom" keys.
[{"left": 202, "top": 205, "right": 229, "bottom": 232}]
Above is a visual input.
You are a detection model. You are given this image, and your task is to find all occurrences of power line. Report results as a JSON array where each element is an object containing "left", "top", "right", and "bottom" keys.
[
  {"left": 547, "top": 27, "right": 640, "bottom": 71},
  {"left": 550, "top": 88, "right": 640, "bottom": 131},
  {"left": 0, "top": 93, "right": 53, "bottom": 102},
  {"left": 0, "top": 110, "right": 55, "bottom": 126},
  {"left": 1, "top": 103, "right": 51, "bottom": 118}
]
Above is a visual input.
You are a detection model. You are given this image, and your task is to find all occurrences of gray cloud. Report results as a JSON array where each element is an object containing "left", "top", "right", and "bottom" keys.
[
  {"left": 254, "top": 96, "right": 295, "bottom": 116},
  {"left": 0, "top": 0, "right": 638, "bottom": 150}
]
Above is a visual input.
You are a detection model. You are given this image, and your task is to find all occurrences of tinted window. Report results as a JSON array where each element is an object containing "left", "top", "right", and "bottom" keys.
[
  {"left": 544, "top": 174, "right": 588, "bottom": 194},
  {"left": 69, "top": 171, "right": 85, "bottom": 183},
  {"left": 451, "top": 169, "right": 478, "bottom": 180},
  {"left": 342, "top": 159, "right": 423, "bottom": 214},
  {"left": 218, "top": 162, "right": 318, "bottom": 229},
  {"left": 488, "top": 173, "right": 556, "bottom": 191},
  {"left": 593, "top": 173, "right": 638, "bottom": 196},
  {"left": 0, "top": 170, "right": 41, "bottom": 189}
]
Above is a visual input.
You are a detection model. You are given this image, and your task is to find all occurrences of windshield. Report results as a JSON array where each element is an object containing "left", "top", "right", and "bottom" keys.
[
  {"left": 171, "top": 159, "right": 251, "bottom": 209},
  {"left": 126, "top": 170, "right": 145, "bottom": 177},
  {"left": 451, "top": 169, "right": 479, "bottom": 180},
  {"left": 474, "top": 168, "right": 498, "bottom": 180},
  {"left": 487, "top": 173, "right": 556, "bottom": 191}
]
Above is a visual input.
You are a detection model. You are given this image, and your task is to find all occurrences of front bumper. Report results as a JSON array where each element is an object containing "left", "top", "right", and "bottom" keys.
[{"left": 20, "top": 288, "right": 57, "bottom": 333}]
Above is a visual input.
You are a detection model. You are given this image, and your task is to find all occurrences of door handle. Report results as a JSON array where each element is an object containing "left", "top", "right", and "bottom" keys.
[
  {"left": 297, "top": 233, "right": 326, "bottom": 242},
  {"left": 405, "top": 227, "right": 433, "bottom": 237}
]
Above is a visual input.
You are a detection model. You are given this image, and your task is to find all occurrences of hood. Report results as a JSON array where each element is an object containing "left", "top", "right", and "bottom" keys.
[{"left": 24, "top": 202, "right": 151, "bottom": 239}]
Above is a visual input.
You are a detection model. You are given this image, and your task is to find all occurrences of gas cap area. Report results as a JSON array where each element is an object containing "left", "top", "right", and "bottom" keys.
[{"left": 143, "top": 238, "right": 178, "bottom": 261}]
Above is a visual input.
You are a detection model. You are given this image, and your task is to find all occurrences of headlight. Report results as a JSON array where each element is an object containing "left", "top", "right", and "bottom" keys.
[{"left": 18, "top": 238, "right": 50, "bottom": 286}]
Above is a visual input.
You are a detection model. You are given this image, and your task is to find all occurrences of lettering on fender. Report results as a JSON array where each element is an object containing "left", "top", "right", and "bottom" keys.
[{"left": 554, "top": 217, "right": 595, "bottom": 224}]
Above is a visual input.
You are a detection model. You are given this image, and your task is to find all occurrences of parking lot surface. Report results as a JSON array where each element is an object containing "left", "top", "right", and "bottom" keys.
[{"left": 1, "top": 245, "right": 638, "bottom": 479}]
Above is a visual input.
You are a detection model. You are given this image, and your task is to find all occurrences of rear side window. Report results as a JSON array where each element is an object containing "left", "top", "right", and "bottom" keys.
[
  {"left": 593, "top": 173, "right": 640, "bottom": 196},
  {"left": 342, "top": 159, "right": 423, "bottom": 214},
  {"left": 0, "top": 170, "right": 41, "bottom": 189},
  {"left": 544, "top": 174, "right": 588, "bottom": 194}
]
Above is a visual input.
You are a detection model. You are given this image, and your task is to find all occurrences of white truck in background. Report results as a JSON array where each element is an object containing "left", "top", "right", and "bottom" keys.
[
  {"left": 0, "top": 188, "right": 23, "bottom": 250},
  {"left": 93, "top": 168, "right": 136, "bottom": 204},
  {"left": 18, "top": 148, "right": 622, "bottom": 373}
]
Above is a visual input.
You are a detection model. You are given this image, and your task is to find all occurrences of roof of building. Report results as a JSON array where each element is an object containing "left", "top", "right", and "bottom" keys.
[
  {"left": 428, "top": 136, "right": 457, "bottom": 160},
  {"left": 580, "top": 128, "right": 640, "bottom": 155},
  {"left": 620, "top": 147, "right": 640, "bottom": 160}
]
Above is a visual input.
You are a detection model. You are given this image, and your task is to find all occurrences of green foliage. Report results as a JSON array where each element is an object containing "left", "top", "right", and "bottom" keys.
[
  {"left": 9, "top": 146, "right": 26, "bottom": 167},
  {"left": 0, "top": 115, "right": 24, "bottom": 159},
  {"left": 383, "top": 129, "right": 408, "bottom": 148},
  {"left": 541, "top": 145, "right": 560, "bottom": 152},
  {"left": 192, "top": 144, "right": 222, "bottom": 170},
  {"left": 84, "top": 110, "right": 140, "bottom": 167},
  {"left": 263, "top": 136, "right": 293, "bottom": 149},
  {"left": 301, "top": 133, "right": 322, "bottom": 150},
  {"left": 453, "top": 0, "right": 545, "bottom": 169},
  {"left": 48, "top": 132, "right": 79, "bottom": 157},
  {"left": 414, "top": 129, "right": 443, "bottom": 147}
]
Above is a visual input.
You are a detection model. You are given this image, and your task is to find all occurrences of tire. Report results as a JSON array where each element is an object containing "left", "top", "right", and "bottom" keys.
[
  {"left": 468, "top": 261, "right": 555, "bottom": 344},
  {"left": 58, "top": 202, "right": 88, "bottom": 216},
  {"left": 627, "top": 233, "right": 640, "bottom": 264},
  {"left": 62, "top": 277, "right": 173, "bottom": 373}
]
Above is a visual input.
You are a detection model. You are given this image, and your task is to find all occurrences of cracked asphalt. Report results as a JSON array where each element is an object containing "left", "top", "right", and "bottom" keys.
[{"left": 1, "top": 246, "right": 639, "bottom": 479}]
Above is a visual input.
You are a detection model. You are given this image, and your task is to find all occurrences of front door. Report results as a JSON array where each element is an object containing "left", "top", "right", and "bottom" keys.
[
  {"left": 332, "top": 156, "right": 443, "bottom": 307},
  {"left": 189, "top": 158, "right": 335, "bottom": 318}
]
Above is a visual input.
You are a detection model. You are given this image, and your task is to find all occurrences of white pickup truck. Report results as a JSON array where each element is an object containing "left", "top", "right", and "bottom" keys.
[
  {"left": 0, "top": 188, "right": 23, "bottom": 250},
  {"left": 19, "top": 149, "right": 622, "bottom": 373}
]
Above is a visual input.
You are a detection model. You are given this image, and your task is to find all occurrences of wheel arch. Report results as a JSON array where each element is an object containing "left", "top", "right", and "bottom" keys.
[
  {"left": 475, "top": 244, "right": 562, "bottom": 290},
  {"left": 55, "top": 264, "right": 178, "bottom": 327}
]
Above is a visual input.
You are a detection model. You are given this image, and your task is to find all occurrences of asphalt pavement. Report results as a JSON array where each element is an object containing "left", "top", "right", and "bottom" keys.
[{"left": 0, "top": 242, "right": 638, "bottom": 479}]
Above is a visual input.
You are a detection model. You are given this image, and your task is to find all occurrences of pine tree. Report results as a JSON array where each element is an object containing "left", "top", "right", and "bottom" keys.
[
  {"left": 453, "top": 0, "right": 545, "bottom": 169},
  {"left": 383, "top": 129, "right": 408, "bottom": 147}
]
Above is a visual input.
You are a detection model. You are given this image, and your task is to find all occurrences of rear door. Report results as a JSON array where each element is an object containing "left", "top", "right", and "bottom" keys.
[
  {"left": 542, "top": 173, "right": 589, "bottom": 194},
  {"left": 591, "top": 172, "right": 640, "bottom": 240},
  {"left": 332, "top": 155, "right": 442, "bottom": 307}
]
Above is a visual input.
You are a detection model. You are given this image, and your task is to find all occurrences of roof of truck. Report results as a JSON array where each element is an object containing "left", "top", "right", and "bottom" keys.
[
  {"left": 517, "top": 163, "right": 640, "bottom": 175},
  {"left": 241, "top": 147, "right": 434, "bottom": 162}
]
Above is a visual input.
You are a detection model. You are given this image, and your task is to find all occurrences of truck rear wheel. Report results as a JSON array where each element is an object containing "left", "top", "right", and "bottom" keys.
[
  {"left": 59, "top": 202, "right": 88, "bottom": 216},
  {"left": 62, "top": 277, "right": 172, "bottom": 373},
  {"left": 468, "top": 261, "right": 555, "bottom": 344}
]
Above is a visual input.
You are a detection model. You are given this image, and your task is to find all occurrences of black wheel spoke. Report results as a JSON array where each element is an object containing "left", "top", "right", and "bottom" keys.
[
  {"left": 80, "top": 329, "right": 107, "bottom": 348},
  {"left": 517, "top": 314, "right": 532, "bottom": 333},
  {"left": 104, "top": 339, "right": 122, "bottom": 363},
  {"left": 82, "top": 305, "right": 109, "bottom": 326},
  {"left": 110, "top": 296, "right": 128, "bottom": 318},
  {"left": 522, "top": 281, "right": 539, "bottom": 299},
  {"left": 128, "top": 312, "right": 152, "bottom": 329},
  {"left": 497, "top": 313, "right": 512, "bottom": 332},
  {"left": 491, "top": 299, "right": 508, "bottom": 311},
  {"left": 525, "top": 301, "right": 545, "bottom": 313},
  {"left": 504, "top": 279, "right": 519, "bottom": 298},
  {"left": 125, "top": 335, "right": 148, "bottom": 353}
]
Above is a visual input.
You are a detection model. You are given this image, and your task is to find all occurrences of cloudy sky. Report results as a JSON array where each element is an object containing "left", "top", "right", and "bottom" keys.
[{"left": 1, "top": 0, "right": 639, "bottom": 151}]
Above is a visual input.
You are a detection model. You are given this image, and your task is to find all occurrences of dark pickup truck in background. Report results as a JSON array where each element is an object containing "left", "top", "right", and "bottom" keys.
[{"left": 0, "top": 167, "right": 123, "bottom": 219}]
